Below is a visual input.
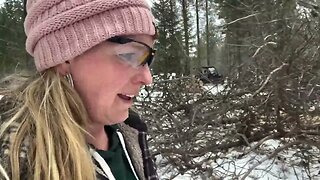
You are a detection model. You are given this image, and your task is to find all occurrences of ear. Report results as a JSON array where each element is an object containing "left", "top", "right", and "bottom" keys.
[{"left": 55, "top": 61, "right": 70, "bottom": 76}]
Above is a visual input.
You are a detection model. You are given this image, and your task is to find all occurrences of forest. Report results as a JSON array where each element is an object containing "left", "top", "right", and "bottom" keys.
[{"left": 1, "top": 0, "right": 320, "bottom": 179}]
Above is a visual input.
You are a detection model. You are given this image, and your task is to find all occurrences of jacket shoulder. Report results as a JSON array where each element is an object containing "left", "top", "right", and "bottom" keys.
[{"left": 124, "top": 110, "right": 148, "bottom": 132}]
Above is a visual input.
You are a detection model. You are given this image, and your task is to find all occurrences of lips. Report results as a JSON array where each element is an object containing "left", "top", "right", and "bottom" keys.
[{"left": 118, "top": 94, "right": 135, "bottom": 101}]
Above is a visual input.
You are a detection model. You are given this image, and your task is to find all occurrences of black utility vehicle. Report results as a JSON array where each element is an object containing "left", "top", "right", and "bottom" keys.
[{"left": 198, "top": 66, "right": 223, "bottom": 84}]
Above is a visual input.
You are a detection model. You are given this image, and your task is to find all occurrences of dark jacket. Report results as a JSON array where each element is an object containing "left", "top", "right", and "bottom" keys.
[{"left": 0, "top": 96, "right": 158, "bottom": 180}]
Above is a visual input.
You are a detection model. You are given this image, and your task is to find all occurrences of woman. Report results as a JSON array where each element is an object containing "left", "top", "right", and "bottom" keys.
[{"left": 0, "top": 0, "right": 158, "bottom": 179}]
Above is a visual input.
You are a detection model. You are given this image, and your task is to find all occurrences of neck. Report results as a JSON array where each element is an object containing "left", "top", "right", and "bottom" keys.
[{"left": 86, "top": 123, "right": 109, "bottom": 150}]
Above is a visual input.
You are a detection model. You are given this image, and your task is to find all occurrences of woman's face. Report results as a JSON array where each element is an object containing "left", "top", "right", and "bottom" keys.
[{"left": 69, "top": 34, "right": 154, "bottom": 125}]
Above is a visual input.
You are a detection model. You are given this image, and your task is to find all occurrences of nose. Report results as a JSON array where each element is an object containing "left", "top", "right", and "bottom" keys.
[{"left": 136, "top": 65, "right": 153, "bottom": 85}]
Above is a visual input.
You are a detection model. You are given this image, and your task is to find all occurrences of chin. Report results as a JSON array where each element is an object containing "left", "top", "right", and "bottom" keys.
[{"left": 108, "top": 111, "right": 129, "bottom": 125}]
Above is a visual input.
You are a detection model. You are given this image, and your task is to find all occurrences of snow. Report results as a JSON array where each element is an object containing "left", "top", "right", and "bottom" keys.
[
  {"left": 203, "top": 83, "right": 225, "bottom": 95},
  {"left": 1, "top": 75, "right": 318, "bottom": 180},
  {"left": 158, "top": 139, "right": 320, "bottom": 179},
  {"left": 136, "top": 78, "right": 319, "bottom": 179},
  {"left": 203, "top": 84, "right": 224, "bottom": 94}
]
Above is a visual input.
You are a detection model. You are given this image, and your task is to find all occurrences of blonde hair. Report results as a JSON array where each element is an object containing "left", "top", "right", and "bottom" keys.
[{"left": 0, "top": 69, "right": 96, "bottom": 180}]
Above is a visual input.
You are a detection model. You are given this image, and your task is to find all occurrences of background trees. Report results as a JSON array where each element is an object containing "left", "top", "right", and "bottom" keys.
[
  {"left": 1, "top": 0, "right": 320, "bottom": 178},
  {"left": 138, "top": 0, "right": 320, "bottom": 179},
  {"left": 0, "top": 0, "right": 32, "bottom": 76},
  {"left": 152, "top": 0, "right": 185, "bottom": 74},
  {"left": 2, "top": 0, "right": 318, "bottom": 78}
]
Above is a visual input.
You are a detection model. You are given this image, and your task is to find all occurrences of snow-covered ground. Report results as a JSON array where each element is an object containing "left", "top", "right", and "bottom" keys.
[
  {"left": 158, "top": 139, "right": 320, "bottom": 179},
  {"left": 203, "top": 83, "right": 225, "bottom": 95},
  {"left": 137, "top": 80, "right": 318, "bottom": 179}
]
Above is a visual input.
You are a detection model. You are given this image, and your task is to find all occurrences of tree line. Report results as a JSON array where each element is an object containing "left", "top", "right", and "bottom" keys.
[
  {"left": 1, "top": 0, "right": 320, "bottom": 77},
  {"left": 0, "top": 0, "right": 227, "bottom": 76},
  {"left": 1, "top": 0, "right": 320, "bottom": 178}
]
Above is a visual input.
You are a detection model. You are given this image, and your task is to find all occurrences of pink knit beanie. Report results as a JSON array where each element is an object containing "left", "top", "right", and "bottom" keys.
[{"left": 24, "top": 0, "right": 156, "bottom": 71}]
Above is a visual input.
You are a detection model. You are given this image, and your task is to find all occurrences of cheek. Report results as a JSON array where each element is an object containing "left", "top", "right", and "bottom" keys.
[
  {"left": 73, "top": 62, "right": 120, "bottom": 102},
  {"left": 71, "top": 56, "right": 132, "bottom": 118}
]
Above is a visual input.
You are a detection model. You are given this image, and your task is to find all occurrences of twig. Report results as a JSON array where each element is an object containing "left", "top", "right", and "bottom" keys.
[
  {"left": 252, "top": 42, "right": 277, "bottom": 58},
  {"left": 225, "top": 13, "right": 260, "bottom": 26},
  {"left": 242, "top": 134, "right": 277, "bottom": 155},
  {"left": 241, "top": 140, "right": 301, "bottom": 180},
  {"left": 252, "top": 63, "right": 288, "bottom": 97}
]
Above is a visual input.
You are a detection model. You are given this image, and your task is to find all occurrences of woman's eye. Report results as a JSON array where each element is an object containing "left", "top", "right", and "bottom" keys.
[{"left": 118, "top": 53, "right": 136, "bottom": 61}]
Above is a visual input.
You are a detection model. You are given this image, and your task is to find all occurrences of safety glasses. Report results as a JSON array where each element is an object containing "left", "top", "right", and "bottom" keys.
[{"left": 107, "top": 36, "right": 156, "bottom": 68}]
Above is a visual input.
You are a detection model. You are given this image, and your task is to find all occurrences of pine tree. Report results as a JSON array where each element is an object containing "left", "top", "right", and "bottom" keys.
[
  {"left": 152, "top": 0, "right": 185, "bottom": 75},
  {"left": 0, "top": 0, "right": 30, "bottom": 76}
]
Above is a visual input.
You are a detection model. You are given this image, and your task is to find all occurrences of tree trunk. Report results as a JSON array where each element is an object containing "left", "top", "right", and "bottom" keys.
[
  {"left": 205, "top": 0, "right": 210, "bottom": 66},
  {"left": 182, "top": 0, "right": 190, "bottom": 74},
  {"left": 196, "top": 0, "right": 200, "bottom": 66}
]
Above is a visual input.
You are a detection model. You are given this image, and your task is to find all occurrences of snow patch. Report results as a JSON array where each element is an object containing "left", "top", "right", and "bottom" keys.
[{"left": 157, "top": 139, "right": 320, "bottom": 179}]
